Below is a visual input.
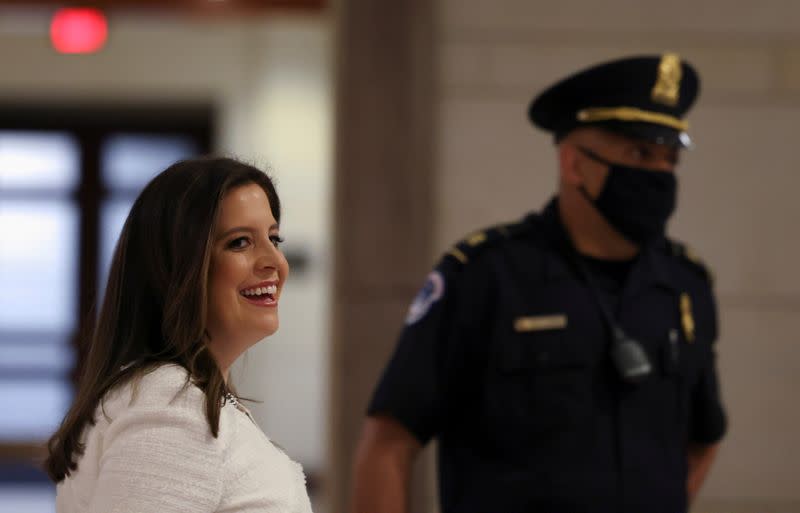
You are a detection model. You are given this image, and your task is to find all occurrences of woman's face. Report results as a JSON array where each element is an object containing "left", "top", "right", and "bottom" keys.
[{"left": 206, "top": 183, "right": 289, "bottom": 369}]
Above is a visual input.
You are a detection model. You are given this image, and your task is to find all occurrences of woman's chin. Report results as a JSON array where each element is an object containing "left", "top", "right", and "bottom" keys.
[{"left": 254, "top": 319, "right": 279, "bottom": 340}]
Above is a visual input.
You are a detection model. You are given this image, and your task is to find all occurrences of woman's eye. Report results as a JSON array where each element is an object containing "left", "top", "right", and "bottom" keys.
[
  {"left": 227, "top": 237, "right": 251, "bottom": 250},
  {"left": 269, "top": 235, "right": 285, "bottom": 248}
]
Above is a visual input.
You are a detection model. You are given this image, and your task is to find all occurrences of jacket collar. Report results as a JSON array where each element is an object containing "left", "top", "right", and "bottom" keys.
[{"left": 533, "top": 196, "right": 675, "bottom": 295}]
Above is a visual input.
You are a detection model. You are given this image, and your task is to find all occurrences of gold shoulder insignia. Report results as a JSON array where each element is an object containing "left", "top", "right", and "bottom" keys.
[
  {"left": 444, "top": 221, "right": 525, "bottom": 265},
  {"left": 447, "top": 247, "right": 468, "bottom": 264},
  {"left": 466, "top": 231, "right": 487, "bottom": 246}
]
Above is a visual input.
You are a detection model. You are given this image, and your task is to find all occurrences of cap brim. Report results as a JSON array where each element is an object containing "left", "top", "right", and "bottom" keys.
[{"left": 593, "top": 121, "right": 693, "bottom": 149}]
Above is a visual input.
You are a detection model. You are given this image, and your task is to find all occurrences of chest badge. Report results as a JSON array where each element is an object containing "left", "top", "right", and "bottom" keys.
[{"left": 680, "top": 292, "right": 695, "bottom": 343}]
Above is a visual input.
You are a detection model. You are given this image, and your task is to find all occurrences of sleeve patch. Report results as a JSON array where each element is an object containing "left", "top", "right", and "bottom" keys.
[{"left": 404, "top": 271, "right": 445, "bottom": 325}]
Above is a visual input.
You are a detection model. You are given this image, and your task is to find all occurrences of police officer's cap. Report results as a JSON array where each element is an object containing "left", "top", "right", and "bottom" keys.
[{"left": 528, "top": 53, "right": 699, "bottom": 148}]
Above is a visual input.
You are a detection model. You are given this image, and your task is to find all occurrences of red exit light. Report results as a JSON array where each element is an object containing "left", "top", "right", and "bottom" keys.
[{"left": 50, "top": 8, "right": 108, "bottom": 54}]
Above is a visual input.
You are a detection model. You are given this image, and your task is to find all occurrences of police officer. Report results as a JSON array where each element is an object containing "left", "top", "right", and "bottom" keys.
[{"left": 352, "top": 54, "right": 727, "bottom": 513}]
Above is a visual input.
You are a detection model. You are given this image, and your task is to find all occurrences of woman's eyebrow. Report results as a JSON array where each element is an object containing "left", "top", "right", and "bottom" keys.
[
  {"left": 216, "top": 226, "right": 254, "bottom": 241},
  {"left": 216, "top": 223, "right": 280, "bottom": 241}
]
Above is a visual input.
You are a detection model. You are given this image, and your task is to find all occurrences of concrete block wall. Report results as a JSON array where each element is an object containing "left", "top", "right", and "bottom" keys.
[{"left": 433, "top": 1, "right": 800, "bottom": 511}]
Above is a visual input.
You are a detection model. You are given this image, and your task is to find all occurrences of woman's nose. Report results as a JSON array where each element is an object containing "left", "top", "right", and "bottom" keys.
[{"left": 254, "top": 245, "right": 279, "bottom": 271}]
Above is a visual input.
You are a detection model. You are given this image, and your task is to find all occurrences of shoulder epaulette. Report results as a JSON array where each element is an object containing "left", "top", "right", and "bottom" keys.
[
  {"left": 445, "top": 219, "right": 529, "bottom": 265},
  {"left": 669, "top": 240, "right": 714, "bottom": 284}
]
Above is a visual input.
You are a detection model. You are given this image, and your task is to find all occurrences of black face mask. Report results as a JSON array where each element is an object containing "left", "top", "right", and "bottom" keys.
[{"left": 577, "top": 146, "right": 677, "bottom": 245}]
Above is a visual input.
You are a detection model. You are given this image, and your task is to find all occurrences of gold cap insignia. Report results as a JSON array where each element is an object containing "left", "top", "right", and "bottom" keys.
[
  {"left": 651, "top": 53, "right": 682, "bottom": 107},
  {"left": 680, "top": 292, "right": 695, "bottom": 343}
]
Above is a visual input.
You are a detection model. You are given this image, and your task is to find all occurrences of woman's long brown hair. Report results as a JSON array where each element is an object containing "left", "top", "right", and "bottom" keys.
[{"left": 45, "top": 157, "right": 281, "bottom": 482}]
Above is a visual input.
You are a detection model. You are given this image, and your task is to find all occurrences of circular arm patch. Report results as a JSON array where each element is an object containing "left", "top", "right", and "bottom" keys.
[{"left": 404, "top": 271, "right": 445, "bottom": 325}]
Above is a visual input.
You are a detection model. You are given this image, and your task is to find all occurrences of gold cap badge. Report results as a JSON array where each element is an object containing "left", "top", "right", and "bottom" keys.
[{"left": 651, "top": 53, "right": 682, "bottom": 107}]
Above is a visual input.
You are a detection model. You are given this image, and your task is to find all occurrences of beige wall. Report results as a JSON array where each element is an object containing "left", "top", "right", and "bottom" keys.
[
  {"left": 0, "top": 8, "right": 333, "bottom": 478},
  {"left": 434, "top": 1, "right": 800, "bottom": 511},
  {"left": 329, "top": 1, "right": 438, "bottom": 512}
]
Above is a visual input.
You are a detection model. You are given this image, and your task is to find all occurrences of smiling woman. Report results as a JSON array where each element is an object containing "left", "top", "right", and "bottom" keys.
[
  {"left": 206, "top": 182, "right": 290, "bottom": 374},
  {"left": 44, "top": 157, "right": 311, "bottom": 513}
]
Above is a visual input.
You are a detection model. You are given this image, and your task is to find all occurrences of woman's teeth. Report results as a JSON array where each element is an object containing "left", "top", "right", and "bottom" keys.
[{"left": 241, "top": 285, "right": 277, "bottom": 297}]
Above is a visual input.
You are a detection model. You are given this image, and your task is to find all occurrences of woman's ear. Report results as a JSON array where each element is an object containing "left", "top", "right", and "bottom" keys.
[{"left": 558, "top": 142, "right": 583, "bottom": 187}]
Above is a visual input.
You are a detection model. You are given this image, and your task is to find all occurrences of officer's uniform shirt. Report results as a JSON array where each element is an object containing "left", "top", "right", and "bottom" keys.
[
  {"left": 368, "top": 198, "right": 727, "bottom": 513},
  {"left": 579, "top": 254, "right": 633, "bottom": 313}
]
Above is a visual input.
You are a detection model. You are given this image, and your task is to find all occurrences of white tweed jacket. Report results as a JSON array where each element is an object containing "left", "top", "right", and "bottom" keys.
[{"left": 56, "top": 364, "right": 313, "bottom": 513}]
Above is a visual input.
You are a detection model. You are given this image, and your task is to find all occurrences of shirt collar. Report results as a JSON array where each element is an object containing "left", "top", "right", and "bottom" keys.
[{"left": 535, "top": 196, "right": 675, "bottom": 293}]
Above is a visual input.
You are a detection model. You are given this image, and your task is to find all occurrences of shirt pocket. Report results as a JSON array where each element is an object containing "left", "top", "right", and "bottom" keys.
[
  {"left": 500, "top": 326, "right": 577, "bottom": 372},
  {"left": 492, "top": 316, "right": 594, "bottom": 438},
  {"left": 635, "top": 326, "right": 696, "bottom": 447},
  {"left": 660, "top": 325, "right": 708, "bottom": 434}
]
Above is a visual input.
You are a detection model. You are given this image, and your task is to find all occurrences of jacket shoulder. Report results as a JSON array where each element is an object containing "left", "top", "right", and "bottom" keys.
[
  {"left": 101, "top": 364, "right": 204, "bottom": 416},
  {"left": 666, "top": 239, "right": 714, "bottom": 285},
  {"left": 442, "top": 218, "right": 533, "bottom": 268}
]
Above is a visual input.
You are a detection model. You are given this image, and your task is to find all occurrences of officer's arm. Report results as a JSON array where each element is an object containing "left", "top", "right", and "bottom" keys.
[
  {"left": 351, "top": 415, "right": 422, "bottom": 513},
  {"left": 352, "top": 242, "right": 490, "bottom": 513},
  {"left": 686, "top": 441, "right": 720, "bottom": 503}
]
